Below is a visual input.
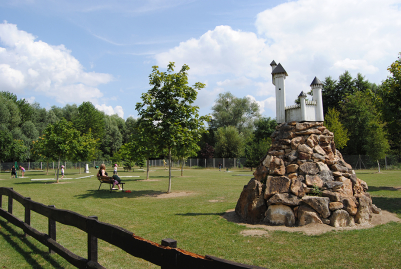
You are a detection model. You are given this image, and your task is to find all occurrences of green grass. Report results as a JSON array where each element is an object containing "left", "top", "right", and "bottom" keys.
[{"left": 0, "top": 168, "right": 400, "bottom": 268}]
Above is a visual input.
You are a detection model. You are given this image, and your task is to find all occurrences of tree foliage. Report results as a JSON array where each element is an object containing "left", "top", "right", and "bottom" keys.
[
  {"left": 135, "top": 62, "right": 208, "bottom": 192},
  {"left": 214, "top": 126, "right": 245, "bottom": 158},
  {"left": 324, "top": 108, "right": 349, "bottom": 149},
  {"left": 210, "top": 92, "right": 260, "bottom": 133},
  {"left": 378, "top": 53, "right": 401, "bottom": 155}
]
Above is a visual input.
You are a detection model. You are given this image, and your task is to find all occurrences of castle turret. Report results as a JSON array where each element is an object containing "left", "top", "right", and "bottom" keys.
[
  {"left": 272, "top": 62, "right": 288, "bottom": 123},
  {"left": 299, "top": 91, "right": 307, "bottom": 121},
  {"left": 310, "top": 77, "right": 324, "bottom": 122}
]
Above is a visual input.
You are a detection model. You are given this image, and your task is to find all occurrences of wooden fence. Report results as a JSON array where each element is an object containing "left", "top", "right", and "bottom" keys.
[{"left": 0, "top": 187, "right": 267, "bottom": 269}]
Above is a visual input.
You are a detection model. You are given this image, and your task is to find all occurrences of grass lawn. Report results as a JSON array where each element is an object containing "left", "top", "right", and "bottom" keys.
[{"left": 0, "top": 167, "right": 400, "bottom": 268}]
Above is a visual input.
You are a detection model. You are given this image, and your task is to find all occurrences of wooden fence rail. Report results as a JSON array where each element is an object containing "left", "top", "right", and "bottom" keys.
[{"left": 0, "top": 187, "right": 267, "bottom": 269}]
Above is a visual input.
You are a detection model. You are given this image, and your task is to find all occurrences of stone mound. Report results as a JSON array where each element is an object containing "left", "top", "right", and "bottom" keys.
[{"left": 235, "top": 121, "right": 381, "bottom": 227}]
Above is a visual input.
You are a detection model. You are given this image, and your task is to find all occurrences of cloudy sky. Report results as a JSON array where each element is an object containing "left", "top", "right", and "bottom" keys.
[{"left": 1, "top": 0, "right": 400, "bottom": 120}]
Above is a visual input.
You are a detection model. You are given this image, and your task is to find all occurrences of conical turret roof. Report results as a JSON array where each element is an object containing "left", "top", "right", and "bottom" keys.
[
  {"left": 271, "top": 63, "right": 288, "bottom": 76},
  {"left": 310, "top": 76, "right": 323, "bottom": 86}
]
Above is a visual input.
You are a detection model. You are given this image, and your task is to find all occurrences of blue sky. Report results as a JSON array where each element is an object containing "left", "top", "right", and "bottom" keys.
[{"left": 1, "top": 0, "right": 400, "bottom": 120}]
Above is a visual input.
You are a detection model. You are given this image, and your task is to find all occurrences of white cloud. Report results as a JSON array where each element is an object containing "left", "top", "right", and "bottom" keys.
[
  {"left": 155, "top": 0, "right": 401, "bottom": 107},
  {"left": 95, "top": 104, "right": 124, "bottom": 118},
  {"left": 0, "top": 21, "right": 113, "bottom": 104},
  {"left": 155, "top": 25, "right": 268, "bottom": 78},
  {"left": 246, "top": 94, "right": 276, "bottom": 114}
]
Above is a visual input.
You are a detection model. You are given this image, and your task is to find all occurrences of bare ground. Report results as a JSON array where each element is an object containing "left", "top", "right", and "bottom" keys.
[{"left": 222, "top": 209, "right": 401, "bottom": 236}]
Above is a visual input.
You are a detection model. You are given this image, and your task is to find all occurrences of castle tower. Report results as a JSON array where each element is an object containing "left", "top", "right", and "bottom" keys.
[
  {"left": 271, "top": 62, "right": 288, "bottom": 123},
  {"left": 310, "top": 77, "right": 324, "bottom": 122}
]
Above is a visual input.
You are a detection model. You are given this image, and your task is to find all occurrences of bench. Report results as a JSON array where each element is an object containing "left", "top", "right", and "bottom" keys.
[{"left": 97, "top": 176, "right": 125, "bottom": 192}]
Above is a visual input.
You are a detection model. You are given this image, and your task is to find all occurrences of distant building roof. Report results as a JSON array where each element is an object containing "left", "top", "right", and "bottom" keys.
[
  {"left": 270, "top": 60, "right": 277, "bottom": 66},
  {"left": 298, "top": 91, "right": 307, "bottom": 98},
  {"left": 310, "top": 76, "right": 323, "bottom": 86},
  {"left": 271, "top": 63, "right": 288, "bottom": 76}
]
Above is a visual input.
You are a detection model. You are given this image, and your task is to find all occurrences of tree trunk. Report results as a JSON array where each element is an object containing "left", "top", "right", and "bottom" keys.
[
  {"left": 181, "top": 158, "right": 184, "bottom": 177},
  {"left": 377, "top": 160, "right": 381, "bottom": 173},
  {"left": 79, "top": 162, "right": 81, "bottom": 174},
  {"left": 56, "top": 156, "right": 60, "bottom": 183},
  {"left": 46, "top": 161, "right": 49, "bottom": 175},
  {"left": 168, "top": 148, "right": 172, "bottom": 193},
  {"left": 146, "top": 159, "right": 150, "bottom": 180}
]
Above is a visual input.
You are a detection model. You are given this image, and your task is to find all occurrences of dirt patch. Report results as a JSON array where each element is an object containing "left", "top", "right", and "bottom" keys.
[
  {"left": 240, "top": 229, "right": 270, "bottom": 237},
  {"left": 222, "top": 209, "right": 401, "bottom": 236},
  {"left": 45, "top": 182, "right": 71, "bottom": 184},
  {"left": 147, "top": 191, "right": 194, "bottom": 198}
]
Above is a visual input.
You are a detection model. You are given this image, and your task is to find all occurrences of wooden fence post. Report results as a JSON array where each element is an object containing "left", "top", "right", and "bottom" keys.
[
  {"left": 48, "top": 205, "right": 56, "bottom": 254},
  {"left": 161, "top": 238, "right": 177, "bottom": 269},
  {"left": 8, "top": 188, "right": 13, "bottom": 215},
  {"left": 88, "top": 216, "right": 98, "bottom": 263},
  {"left": 24, "top": 197, "right": 31, "bottom": 237},
  {"left": 0, "top": 193, "right": 2, "bottom": 209}
]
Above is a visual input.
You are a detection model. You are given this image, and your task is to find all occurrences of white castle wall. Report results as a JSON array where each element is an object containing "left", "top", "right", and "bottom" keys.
[{"left": 285, "top": 102, "right": 317, "bottom": 122}]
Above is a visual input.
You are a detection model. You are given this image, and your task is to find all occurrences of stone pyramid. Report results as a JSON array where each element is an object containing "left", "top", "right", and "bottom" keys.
[{"left": 235, "top": 121, "right": 381, "bottom": 227}]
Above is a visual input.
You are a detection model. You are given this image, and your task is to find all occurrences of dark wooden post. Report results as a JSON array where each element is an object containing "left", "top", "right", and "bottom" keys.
[
  {"left": 24, "top": 197, "right": 31, "bottom": 237},
  {"left": 161, "top": 238, "right": 177, "bottom": 269},
  {"left": 0, "top": 193, "right": 2, "bottom": 209},
  {"left": 48, "top": 205, "right": 56, "bottom": 254},
  {"left": 8, "top": 188, "right": 13, "bottom": 215},
  {"left": 88, "top": 216, "right": 98, "bottom": 263}
]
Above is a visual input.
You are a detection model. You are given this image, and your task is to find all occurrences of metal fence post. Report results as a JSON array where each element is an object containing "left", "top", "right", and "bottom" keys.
[
  {"left": 48, "top": 205, "right": 56, "bottom": 254},
  {"left": 88, "top": 216, "right": 98, "bottom": 263}
]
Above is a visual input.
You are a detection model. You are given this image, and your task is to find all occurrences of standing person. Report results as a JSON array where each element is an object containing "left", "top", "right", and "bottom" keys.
[
  {"left": 61, "top": 165, "right": 65, "bottom": 180},
  {"left": 113, "top": 164, "right": 118, "bottom": 175},
  {"left": 218, "top": 163, "right": 222, "bottom": 171},
  {"left": 19, "top": 165, "right": 25, "bottom": 177},
  {"left": 97, "top": 164, "right": 123, "bottom": 191},
  {"left": 11, "top": 165, "right": 16, "bottom": 178}
]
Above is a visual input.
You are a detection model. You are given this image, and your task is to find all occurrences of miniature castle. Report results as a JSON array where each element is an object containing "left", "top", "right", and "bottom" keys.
[{"left": 271, "top": 60, "right": 324, "bottom": 123}]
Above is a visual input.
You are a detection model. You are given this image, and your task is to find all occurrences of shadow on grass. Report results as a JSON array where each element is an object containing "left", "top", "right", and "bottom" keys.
[
  {"left": 175, "top": 212, "right": 224, "bottom": 216},
  {"left": 0, "top": 219, "right": 65, "bottom": 268},
  {"left": 369, "top": 186, "right": 401, "bottom": 192},
  {"left": 74, "top": 190, "right": 165, "bottom": 199},
  {"left": 372, "top": 197, "right": 401, "bottom": 215}
]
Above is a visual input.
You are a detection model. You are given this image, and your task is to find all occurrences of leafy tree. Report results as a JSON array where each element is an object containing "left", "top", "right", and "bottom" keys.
[
  {"left": 199, "top": 143, "right": 214, "bottom": 159},
  {"left": 210, "top": 92, "right": 260, "bottom": 133},
  {"left": 253, "top": 117, "right": 277, "bottom": 143},
  {"left": 73, "top": 102, "right": 105, "bottom": 141},
  {"left": 322, "top": 76, "right": 339, "bottom": 115},
  {"left": 364, "top": 120, "right": 390, "bottom": 172},
  {"left": 244, "top": 137, "right": 271, "bottom": 171},
  {"left": 69, "top": 131, "right": 98, "bottom": 173},
  {"left": 214, "top": 126, "right": 245, "bottom": 158},
  {"left": 378, "top": 53, "right": 401, "bottom": 155},
  {"left": 39, "top": 119, "right": 81, "bottom": 183},
  {"left": 135, "top": 62, "right": 208, "bottom": 192},
  {"left": 340, "top": 91, "right": 388, "bottom": 156},
  {"left": 101, "top": 116, "right": 123, "bottom": 159},
  {"left": 324, "top": 108, "right": 349, "bottom": 149}
]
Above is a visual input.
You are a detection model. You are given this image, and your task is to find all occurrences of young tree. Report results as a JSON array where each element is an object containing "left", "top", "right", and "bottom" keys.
[
  {"left": 253, "top": 117, "right": 277, "bottom": 143},
  {"left": 244, "top": 137, "right": 271, "bottom": 171},
  {"left": 364, "top": 120, "right": 390, "bottom": 172},
  {"left": 40, "top": 119, "right": 81, "bottom": 183},
  {"left": 135, "top": 62, "right": 209, "bottom": 193},
  {"left": 324, "top": 108, "right": 349, "bottom": 149}
]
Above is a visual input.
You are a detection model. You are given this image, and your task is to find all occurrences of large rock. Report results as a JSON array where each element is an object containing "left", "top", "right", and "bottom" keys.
[
  {"left": 263, "top": 205, "right": 296, "bottom": 227},
  {"left": 302, "top": 196, "right": 331, "bottom": 218},
  {"left": 342, "top": 197, "right": 358, "bottom": 216},
  {"left": 269, "top": 157, "right": 286, "bottom": 176},
  {"left": 267, "top": 193, "right": 301, "bottom": 206},
  {"left": 264, "top": 176, "right": 291, "bottom": 199},
  {"left": 290, "top": 177, "right": 306, "bottom": 197},
  {"left": 330, "top": 210, "right": 355, "bottom": 227},
  {"left": 253, "top": 165, "right": 268, "bottom": 182},
  {"left": 322, "top": 190, "right": 342, "bottom": 202},
  {"left": 329, "top": 202, "right": 343, "bottom": 211},
  {"left": 297, "top": 204, "right": 323, "bottom": 226},
  {"left": 355, "top": 195, "right": 372, "bottom": 224},
  {"left": 337, "top": 176, "right": 353, "bottom": 197},
  {"left": 299, "top": 162, "right": 319, "bottom": 175},
  {"left": 291, "top": 137, "right": 304, "bottom": 150},
  {"left": 286, "top": 164, "right": 299, "bottom": 173},
  {"left": 298, "top": 144, "right": 313, "bottom": 155},
  {"left": 305, "top": 174, "right": 323, "bottom": 188},
  {"left": 235, "top": 179, "right": 266, "bottom": 223}
]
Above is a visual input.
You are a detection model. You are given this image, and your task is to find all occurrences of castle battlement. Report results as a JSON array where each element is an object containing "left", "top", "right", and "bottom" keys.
[{"left": 271, "top": 60, "right": 324, "bottom": 123}]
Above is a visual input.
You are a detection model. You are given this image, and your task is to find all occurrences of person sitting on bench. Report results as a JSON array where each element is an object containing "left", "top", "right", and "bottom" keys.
[{"left": 97, "top": 164, "right": 123, "bottom": 190}]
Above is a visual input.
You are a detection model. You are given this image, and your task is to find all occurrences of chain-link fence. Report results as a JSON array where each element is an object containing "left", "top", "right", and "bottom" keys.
[{"left": 1, "top": 156, "right": 400, "bottom": 172}]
